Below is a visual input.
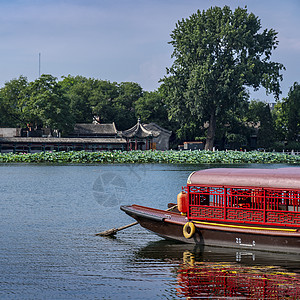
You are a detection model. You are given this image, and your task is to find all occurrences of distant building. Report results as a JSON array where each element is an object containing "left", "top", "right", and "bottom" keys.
[
  {"left": 143, "top": 123, "right": 172, "bottom": 150},
  {"left": 0, "top": 123, "right": 126, "bottom": 153},
  {"left": 0, "top": 137, "right": 127, "bottom": 153},
  {"left": 178, "top": 141, "right": 204, "bottom": 151},
  {"left": 0, "top": 128, "right": 21, "bottom": 137},
  {"left": 0, "top": 121, "right": 172, "bottom": 153},
  {"left": 122, "top": 119, "right": 160, "bottom": 150}
]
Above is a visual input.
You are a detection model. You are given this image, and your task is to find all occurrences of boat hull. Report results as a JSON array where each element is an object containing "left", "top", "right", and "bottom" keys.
[{"left": 120, "top": 204, "right": 300, "bottom": 253}]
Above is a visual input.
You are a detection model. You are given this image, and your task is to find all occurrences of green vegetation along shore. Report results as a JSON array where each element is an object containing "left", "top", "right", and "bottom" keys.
[{"left": 0, "top": 150, "right": 300, "bottom": 164}]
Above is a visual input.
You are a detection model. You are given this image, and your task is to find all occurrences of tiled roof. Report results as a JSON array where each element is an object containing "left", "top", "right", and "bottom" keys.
[
  {"left": 122, "top": 120, "right": 160, "bottom": 138},
  {"left": 143, "top": 123, "right": 172, "bottom": 136},
  {"left": 0, "top": 137, "right": 126, "bottom": 144},
  {"left": 73, "top": 123, "right": 117, "bottom": 136}
]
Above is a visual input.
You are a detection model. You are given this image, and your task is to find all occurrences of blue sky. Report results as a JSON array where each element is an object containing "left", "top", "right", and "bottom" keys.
[{"left": 0, "top": 0, "right": 299, "bottom": 101}]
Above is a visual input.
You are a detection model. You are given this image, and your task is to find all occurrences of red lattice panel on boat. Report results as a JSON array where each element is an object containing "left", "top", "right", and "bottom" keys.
[
  {"left": 189, "top": 186, "right": 211, "bottom": 193},
  {"left": 267, "top": 211, "right": 300, "bottom": 225},
  {"left": 226, "top": 208, "right": 264, "bottom": 223},
  {"left": 189, "top": 206, "right": 224, "bottom": 219},
  {"left": 186, "top": 184, "right": 300, "bottom": 226}
]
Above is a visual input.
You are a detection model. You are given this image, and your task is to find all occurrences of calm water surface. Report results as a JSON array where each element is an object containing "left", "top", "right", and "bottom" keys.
[{"left": 0, "top": 163, "right": 299, "bottom": 299}]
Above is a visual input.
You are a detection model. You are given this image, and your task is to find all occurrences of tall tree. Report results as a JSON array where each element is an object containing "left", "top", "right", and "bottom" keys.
[
  {"left": 161, "top": 6, "right": 284, "bottom": 150},
  {"left": 60, "top": 75, "right": 94, "bottom": 123},
  {"left": 134, "top": 90, "right": 169, "bottom": 128},
  {"left": 60, "top": 77, "right": 143, "bottom": 130},
  {"left": 273, "top": 101, "right": 287, "bottom": 142},
  {"left": 284, "top": 82, "right": 300, "bottom": 142},
  {"left": 25, "top": 74, "right": 74, "bottom": 134},
  {"left": 273, "top": 82, "right": 300, "bottom": 143},
  {"left": 0, "top": 76, "right": 29, "bottom": 127},
  {"left": 89, "top": 80, "right": 119, "bottom": 124},
  {"left": 114, "top": 82, "right": 143, "bottom": 130},
  {"left": 217, "top": 100, "right": 250, "bottom": 150},
  {"left": 247, "top": 100, "right": 275, "bottom": 149}
]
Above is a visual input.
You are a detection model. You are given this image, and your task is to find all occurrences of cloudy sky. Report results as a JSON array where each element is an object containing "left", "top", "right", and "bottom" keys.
[{"left": 0, "top": 0, "right": 299, "bottom": 101}]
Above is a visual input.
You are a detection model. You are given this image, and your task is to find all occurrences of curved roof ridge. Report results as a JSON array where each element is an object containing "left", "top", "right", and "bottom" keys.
[
  {"left": 122, "top": 120, "right": 160, "bottom": 138},
  {"left": 143, "top": 122, "right": 172, "bottom": 135}
]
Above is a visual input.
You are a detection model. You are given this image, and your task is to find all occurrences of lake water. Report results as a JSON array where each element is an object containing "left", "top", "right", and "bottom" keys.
[{"left": 0, "top": 163, "right": 300, "bottom": 299}]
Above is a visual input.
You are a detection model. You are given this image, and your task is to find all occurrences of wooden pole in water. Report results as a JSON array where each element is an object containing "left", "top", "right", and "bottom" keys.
[{"left": 95, "top": 204, "right": 178, "bottom": 237}]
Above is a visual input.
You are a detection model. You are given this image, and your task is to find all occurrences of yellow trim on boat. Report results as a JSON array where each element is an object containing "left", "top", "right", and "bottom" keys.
[{"left": 193, "top": 221, "right": 298, "bottom": 232}]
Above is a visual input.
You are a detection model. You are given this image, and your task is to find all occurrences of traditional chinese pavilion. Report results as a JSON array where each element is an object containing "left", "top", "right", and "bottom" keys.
[{"left": 122, "top": 119, "right": 160, "bottom": 150}]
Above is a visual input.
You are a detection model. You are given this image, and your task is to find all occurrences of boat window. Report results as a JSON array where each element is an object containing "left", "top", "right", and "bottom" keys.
[
  {"left": 228, "top": 188, "right": 252, "bottom": 208},
  {"left": 286, "top": 190, "right": 300, "bottom": 212},
  {"left": 189, "top": 186, "right": 210, "bottom": 206},
  {"left": 209, "top": 187, "right": 225, "bottom": 207},
  {"left": 189, "top": 186, "right": 224, "bottom": 207},
  {"left": 265, "top": 190, "right": 300, "bottom": 212},
  {"left": 251, "top": 189, "right": 264, "bottom": 210}
]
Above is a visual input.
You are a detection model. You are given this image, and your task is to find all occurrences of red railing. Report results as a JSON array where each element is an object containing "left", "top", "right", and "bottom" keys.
[{"left": 187, "top": 185, "right": 300, "bottom": 227}]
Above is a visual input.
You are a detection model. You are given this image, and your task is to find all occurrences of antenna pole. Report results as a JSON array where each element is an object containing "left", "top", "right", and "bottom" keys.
[{"left": 39, "top": 53, "right": 41, "bottom": 77}]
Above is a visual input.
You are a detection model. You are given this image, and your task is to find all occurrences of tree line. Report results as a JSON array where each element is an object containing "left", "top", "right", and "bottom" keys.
[
  {"left": 0, "top": 74, "right": 171, "bottom": 134},
  {"left": 0, "top": 73, "right": 298, "bottom": 150},
  {"left": 0, "top": 6, "right": 299, "bottom": 150}
]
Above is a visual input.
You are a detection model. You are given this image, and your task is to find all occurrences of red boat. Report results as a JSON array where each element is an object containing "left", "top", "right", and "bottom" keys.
[{"left": 121, "top": 167, "right": 300, "bottom": 253}]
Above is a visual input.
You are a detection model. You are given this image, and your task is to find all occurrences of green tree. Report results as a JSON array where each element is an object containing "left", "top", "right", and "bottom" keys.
[
  {"left": 273, "top": 101, "right": 287, "bottom": 142},
  {"left": 161, "top": 6, "right": 284, "bottom": 150},
  {"left": 89, "top": 80, "right": 119, "bottom": 124},
  {"left": 114, "top": 82, "right": 143, "bottom": 130},
  {"left": 159, "top": 84, "right": 204, "bottom": 143},
  {"left": 88, "top": 80, "right": 143, "bottom": 130},
  {"left": 25, "top": 74, "right": 74, "bottom": 134},
  {"left": 247, "top": 100, "right": 275, "bottom": 149},
  {"left": 60, "top": 75, "right": 94, "bottom": 123},
  {"left": 134, "top": 90, "right": 169, "bottom": 128},
  {"left": 0, "top": 76, "right": 29, "bottom": 127},
  {"left": 60, "top": 77, "right": 143, "bottom": 130},
  {"left": 284, "top": 82, "right": 300, "bottom": 142},
  {"left": 273, "top": 83, "right": 300, "bottom": 144},
  {"left": 217, "top": 100, "right": 250, "bottom": 149}
]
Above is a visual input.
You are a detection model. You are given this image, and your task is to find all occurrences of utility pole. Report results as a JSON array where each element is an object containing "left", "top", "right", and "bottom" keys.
[{"left": 39, "top": 53, "right": 41, "bottom": 77}]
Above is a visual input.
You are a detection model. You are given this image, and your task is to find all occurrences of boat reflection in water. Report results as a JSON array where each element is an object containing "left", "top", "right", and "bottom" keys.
[
  {"left": 177, "top": 253, "right": 300, "bottom": 299},
  {"left": 136, "top": 241, "right": 300, "bottom": 299}
]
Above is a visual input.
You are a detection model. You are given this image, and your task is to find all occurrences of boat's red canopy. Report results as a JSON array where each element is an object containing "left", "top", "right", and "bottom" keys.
[{"left": 187, "top": 168, "right": 300, "bottom": 189}]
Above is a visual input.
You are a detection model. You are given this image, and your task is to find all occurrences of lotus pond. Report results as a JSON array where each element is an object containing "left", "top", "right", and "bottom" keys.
[{"left": 0, "top": 150, "right": 300, "bottom": 164}]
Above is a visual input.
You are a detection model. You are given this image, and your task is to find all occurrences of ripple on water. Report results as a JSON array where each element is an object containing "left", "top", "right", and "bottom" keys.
[{"left": 0, "top": 164, "right": 299, "bottom": 299}]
